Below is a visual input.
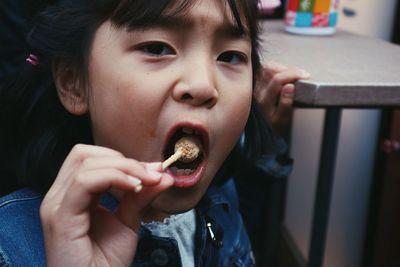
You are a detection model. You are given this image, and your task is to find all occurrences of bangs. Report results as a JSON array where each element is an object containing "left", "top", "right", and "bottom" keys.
[
  {"left": 109, "top": 0, "right": 193, "bottom": 27},
  {"left": 107, "top": 0, "right": 255, "bottom": 36}
]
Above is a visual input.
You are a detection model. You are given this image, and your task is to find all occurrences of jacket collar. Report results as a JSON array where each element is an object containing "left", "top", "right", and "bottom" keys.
[{"left": 100, "top": 181, "right": 234, "bottom": 218}]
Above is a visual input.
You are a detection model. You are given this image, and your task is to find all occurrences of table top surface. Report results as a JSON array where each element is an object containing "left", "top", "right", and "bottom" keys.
[{"left": 261, "top": 20, "right": 400, "bottom": 107}]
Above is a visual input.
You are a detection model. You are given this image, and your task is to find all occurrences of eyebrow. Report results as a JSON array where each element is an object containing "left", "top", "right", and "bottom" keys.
[{"left": 129, "top": 14, "right": 250, "bottom": 40}]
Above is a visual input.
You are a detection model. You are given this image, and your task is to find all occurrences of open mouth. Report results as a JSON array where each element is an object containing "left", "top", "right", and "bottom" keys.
[{"left": 163, "top": 126, "right": 207, "bottom": 176}]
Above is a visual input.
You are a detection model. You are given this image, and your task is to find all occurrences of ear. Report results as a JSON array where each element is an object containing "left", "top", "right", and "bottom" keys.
[{"left": 53, "top": 61, "right": 89, "bottom": 115}]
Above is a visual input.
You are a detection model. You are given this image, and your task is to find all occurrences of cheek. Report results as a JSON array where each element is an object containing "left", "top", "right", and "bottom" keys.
[
  {"left": 223, "top": 84, "right": 252, "bottom": 129},
  {"left": 87, "top": 79, "right": 163, "bottom": 157},
  {"left": 220, "top": 68, "right": 253, "bottom": 126},
  {"left": 215, "top": 84, "right": 252, "bottom": 154}
]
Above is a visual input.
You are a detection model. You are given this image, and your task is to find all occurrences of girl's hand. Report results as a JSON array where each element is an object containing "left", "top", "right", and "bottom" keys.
[
  {"left": 40, "top": 144, "right": 174, "bottom": 267},
  {"left": 254, "top": 62, "right": 310, "bottom": 136}
]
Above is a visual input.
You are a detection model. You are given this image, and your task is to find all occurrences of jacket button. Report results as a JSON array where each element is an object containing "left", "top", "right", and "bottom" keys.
[{"left": 151, "top": 248, "right": 169, "bottom": 266}]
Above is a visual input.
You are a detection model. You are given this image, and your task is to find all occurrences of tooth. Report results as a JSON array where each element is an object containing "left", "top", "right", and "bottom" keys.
[
  {"left": 194, "top": 130, "right": 201, "bottom": 135},
  {"left": 176, "top": 169, "right": 194, "bottom": 176},
  {"left": 182, "top": 127, "right": 194, "bottom": 134},
  {"left": 184, "top": 169, "right": 194, "bottom": 175}
]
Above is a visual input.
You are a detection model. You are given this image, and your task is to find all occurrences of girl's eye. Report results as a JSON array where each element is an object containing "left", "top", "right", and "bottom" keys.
[
  {"left": 140, "top": 42, "right": 174, "bottom": 56},
  {"left": 217, "top": 51, "right": 247, "bottom": 65}
]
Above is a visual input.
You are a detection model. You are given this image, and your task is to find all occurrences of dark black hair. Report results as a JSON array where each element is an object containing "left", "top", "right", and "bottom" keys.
[{"left": 0, "top": 0, "right": 276, "bottom": 193}]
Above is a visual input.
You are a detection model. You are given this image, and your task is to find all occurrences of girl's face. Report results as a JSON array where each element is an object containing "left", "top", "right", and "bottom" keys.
[{"left": 87, "top": 0, "right": 253, "bottom": 217}]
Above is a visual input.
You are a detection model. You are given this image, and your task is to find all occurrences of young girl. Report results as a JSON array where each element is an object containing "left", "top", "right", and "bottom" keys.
[{"left": 0, "top": 0, "right": 309, "bottom": 266}]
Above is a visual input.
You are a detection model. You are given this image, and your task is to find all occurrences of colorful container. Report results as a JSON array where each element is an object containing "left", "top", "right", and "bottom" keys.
[{"left": 284, "top": 0, "right": 339, "bottom": 35}]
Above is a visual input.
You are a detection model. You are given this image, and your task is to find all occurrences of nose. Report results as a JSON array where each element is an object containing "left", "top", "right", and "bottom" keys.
[{"left": 172, "top": 59, "right": 219, "bottom": 109}]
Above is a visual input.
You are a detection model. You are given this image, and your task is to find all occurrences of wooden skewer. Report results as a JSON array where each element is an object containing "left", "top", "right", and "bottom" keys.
[{"left": 162, "top": 149, "right": 184, "bottom": 170}]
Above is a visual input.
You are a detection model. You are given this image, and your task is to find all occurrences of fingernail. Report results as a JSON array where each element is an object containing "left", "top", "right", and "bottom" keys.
[
  {"left": 127, "top": 176, "right": 144, "bottom": 193},
  {"left": 127, "top": 175, "right": 142, "bottom": 187},
  {"left": 133, "top": 184, "right": 143, "bottom": 193},
  {"left": 298, "top": 69, "right": 310, "bottom": 78},
  {"left": 282, "top": 85, "right": 295, "bottom": 97}
]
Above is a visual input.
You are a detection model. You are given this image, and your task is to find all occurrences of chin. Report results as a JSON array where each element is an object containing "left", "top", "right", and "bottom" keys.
[{"left": 150, "top": 185, "right": 208, "bottom": 215}]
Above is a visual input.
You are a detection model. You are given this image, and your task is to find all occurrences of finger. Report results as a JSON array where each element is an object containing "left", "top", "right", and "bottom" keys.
[
  {"left": 255, "top": 63, "right": 286, "bottom": 102},
  {"left": 57, "top": 168, "right": 145, "bottom": 217},
  {"left": 63, "top": 144, "right": 125, "bottom": 170},
  {"left": 255, "top": 73, "right": 287, "bottom": 119},
  {"left": 270, "top": 68, "right": 310, "bottom": 87},
  {"left": 78, "top": 157, "right": 162, "bottom": 185},
  {"left": 279, "top": 83, "right": 295, "bottom": 114},
  {"left": 263, "top": 79, "right": 281, "bottom": 107},
  {"left": 115, "top": 174, "right": 175, "bottom": 231},
  {"left": 256, "top": 67, "right": 308, "bottom": 108},
  {"left": 263, "top": 61, "right": 289, "bottom": 77},
  {"left": 273, "top": 83, "right": 295, "bottom": 135},
  {"left": 49, "top": 144, "right": 125, "bottom": 194},
  {"left": 259, "top": 68, "right": 309, "bottom": 109}
]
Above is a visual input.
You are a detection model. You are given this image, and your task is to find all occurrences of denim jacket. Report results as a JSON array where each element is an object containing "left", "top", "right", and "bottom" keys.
[
  {"left": 0, "top": 136, "right": 292, "bottom": 267},
  {"left": 0, "top": 179, "right": 255, "bottom": 267}
]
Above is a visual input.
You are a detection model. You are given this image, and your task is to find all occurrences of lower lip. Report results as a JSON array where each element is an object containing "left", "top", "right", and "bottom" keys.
[{"left": 166, "top": 160, "right": 206, "bottom": 188}]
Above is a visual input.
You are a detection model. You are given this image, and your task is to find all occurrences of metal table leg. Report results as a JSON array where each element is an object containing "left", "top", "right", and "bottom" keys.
[{"left": 308, "top": 108, "right": 342, "bottom": 267}]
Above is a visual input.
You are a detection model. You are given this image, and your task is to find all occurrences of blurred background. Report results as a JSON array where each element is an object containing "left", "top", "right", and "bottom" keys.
[{"left": 259, "top": 1, "right": 400, "bottom": 267}]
